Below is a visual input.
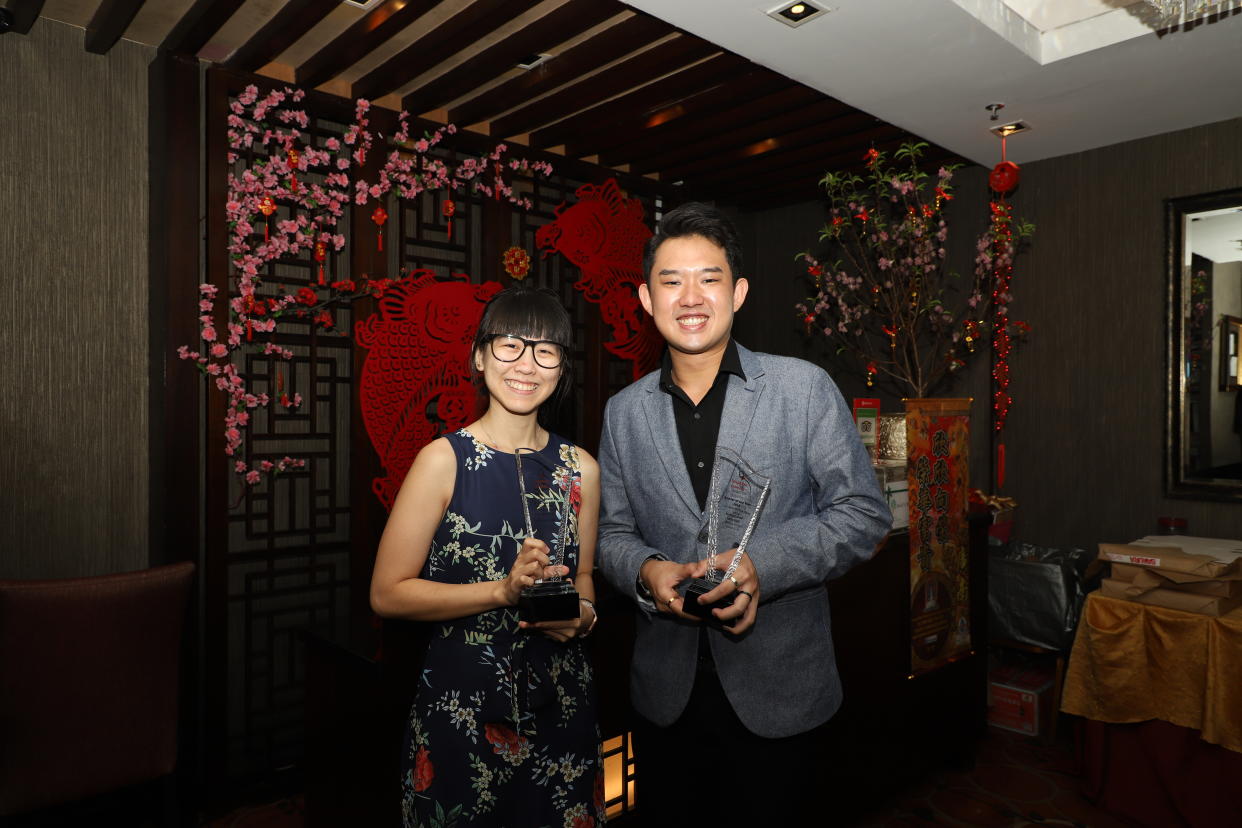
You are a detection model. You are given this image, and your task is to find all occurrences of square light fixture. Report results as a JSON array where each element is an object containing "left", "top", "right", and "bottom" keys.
[
  {"left": 343, "top": 0, "right": 383, "bottom": 9},
  {"left": 990, "top": 120, "right": 1031, "bottom": 138},
  {"left": 767, "top": 1, "right": 829, "bottom": 28}
]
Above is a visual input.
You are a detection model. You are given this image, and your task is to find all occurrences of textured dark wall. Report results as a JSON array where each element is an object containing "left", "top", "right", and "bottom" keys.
[
  {"left": 736, "top": 116, "right": 1242, "bottom": 550},
  {"left": 0, "top": 19, "right": 155, "bottom": 578}
]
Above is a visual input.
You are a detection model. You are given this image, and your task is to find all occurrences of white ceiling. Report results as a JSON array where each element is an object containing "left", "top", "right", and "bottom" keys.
[{"left": 623, "top": 0, "right": 1242, "bottom": 166}]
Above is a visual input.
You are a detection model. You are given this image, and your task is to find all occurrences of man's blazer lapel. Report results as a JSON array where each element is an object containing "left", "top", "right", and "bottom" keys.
[
  {"left": 712, "top": 347, "right": 766, "bottom": 507},
  {"left": 640, "top": 384, "right": 701, "bottom": 517}
]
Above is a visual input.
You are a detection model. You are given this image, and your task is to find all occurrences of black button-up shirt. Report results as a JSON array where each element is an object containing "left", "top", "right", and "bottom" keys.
[{"left": 659, "top": 339, "right": 746, "bottom": 511}]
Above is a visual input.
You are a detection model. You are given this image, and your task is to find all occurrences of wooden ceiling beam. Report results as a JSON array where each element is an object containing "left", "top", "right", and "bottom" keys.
[
  {"left": 160, "top": 0, "right": 245, "bottom": 56},
  {"left": 593, "top": 82, "right": 818, "bottom": 166},
  {"left": 446, "top": 12, "right": 670, "bottom": 127},
  {"left": 223, "top": 0, "right": 340, "bottom": 73},
  {"left": 691, "top": 132, "right": 930, "bottom": 203},
  {"left": 490, "top": 35, "right": 722, "bottom": 139},
  {"left": 6, "top": 0, "right": 45, "bottom": 35},
  {"left": 352, "top": 0, "right": 544, "bottom": 103},
  {"left": 524, "top": 50, "right": 749, "bottom": 150},
  {"left": 562, "top": 68, "right": 788, "bottom": 160},
  {"left": 84, "top": 0, "right": 145, "bottom": 54},
  {"left": 631, "top": 101, "right": 864, "bottom": 177},
  {"left": 296, "top": 0, "right": 442, "bottom": 90},
  {"left": 402, "top": 0, "right": 621, "bottom": 114}
]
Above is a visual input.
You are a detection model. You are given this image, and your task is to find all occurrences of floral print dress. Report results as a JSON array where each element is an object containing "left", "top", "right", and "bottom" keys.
[{"left": 402, "top": 429, "right": 604, "bottom": 828}]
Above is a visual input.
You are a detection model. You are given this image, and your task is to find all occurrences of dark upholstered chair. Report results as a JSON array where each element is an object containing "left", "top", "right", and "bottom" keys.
[{"left": 0, "top": 561, "right": 195, "bottom": 824}]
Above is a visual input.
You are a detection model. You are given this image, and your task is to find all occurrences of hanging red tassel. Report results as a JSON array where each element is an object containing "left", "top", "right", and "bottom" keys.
[
  {"left": 441, "top": 199, "right": 455, "bottom": 240},
  {"left": 371, "top": 206, "right": 388, "bottom": 252},
  {"left": 494, "top": 162, "right": 502, "bottom": 201},
  {"left": 245, "top": 295, "right": 254, "bottom": 341},
  {"left": 313, "top": 240, "right": 327, "bottom": 286},
  {"left": 258, "top": 195, "right": 276, "bottom": 242},
  {"left": 997, "top": 443, "right": 1006, "bottom": 489},
  {"left": 286, "top": 148, "right": 300, "bottom": 194}
]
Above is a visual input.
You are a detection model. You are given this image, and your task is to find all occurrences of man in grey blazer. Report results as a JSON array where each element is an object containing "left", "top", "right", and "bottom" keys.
[{"left": 597, "top": 202, "right": 891, "bottom": 825}]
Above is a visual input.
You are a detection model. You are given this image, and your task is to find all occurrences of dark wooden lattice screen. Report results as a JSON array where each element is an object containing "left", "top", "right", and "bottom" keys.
[{"left": 203, "top": 68, "right": 666, "bottom": 800}]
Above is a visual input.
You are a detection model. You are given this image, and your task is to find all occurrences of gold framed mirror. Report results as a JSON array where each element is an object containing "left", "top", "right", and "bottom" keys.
[{"left": 1166, "top": 187, "right": 1242, "bottom": 500}]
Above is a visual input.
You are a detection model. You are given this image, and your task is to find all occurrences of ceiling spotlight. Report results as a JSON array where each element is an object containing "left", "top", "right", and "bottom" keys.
[
  {"left": 343, "top": 0, "right": 384, "bottom": 9},
  {"left": 767, "top": 1, "right": 829, "bottom": 28},
  {"left": 990, "top": 120, "right": 1031, "bottom": 138}
]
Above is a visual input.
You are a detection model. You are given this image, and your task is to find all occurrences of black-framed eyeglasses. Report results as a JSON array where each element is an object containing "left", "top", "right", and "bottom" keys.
[{"left": 486, "top": 334, "right": 566, "bottom": 369}]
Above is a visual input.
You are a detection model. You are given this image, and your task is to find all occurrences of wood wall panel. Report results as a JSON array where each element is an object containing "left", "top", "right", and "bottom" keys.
[{"left": 0, "top": 19, "right": 155, "bottom": 579}]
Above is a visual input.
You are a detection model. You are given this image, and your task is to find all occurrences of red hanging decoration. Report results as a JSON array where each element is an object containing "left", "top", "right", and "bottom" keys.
[
  {"left": 286, "top": 147, "right": 301, "bottom": 194},
  {"left": 371, "top": 206, "right": 388, "bottom": 252},
  {"left": 258, "top": 195, "right": 277, "bottom": 242},
  {"left": 502, "top": 246, "right": 531, "bottom": 280},
  {"left": 245, "top": 294, "right": 255, "bottom": 341},
  {"left": 313, "top": 240, "right": 327, "bottom": 286},
  {"left": 494, "top": 162, "right": 503, "bottom": 201},
  {"left": 441, "top": 199, "right": 455, "bottom": 241},
  {"left": 988, "top": 135, "right": 1021, "bottom": 195}
]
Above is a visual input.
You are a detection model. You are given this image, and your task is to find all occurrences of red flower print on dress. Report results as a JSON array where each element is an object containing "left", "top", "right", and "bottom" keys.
[
  {"left": 593, "top": 771, "right": 605, "bottom": 814},
  {"left": 412, "top": 746, "right": 434, "bottom": 792},
  {"left": 484, "top": 723, "right": 526, "bottom": 760}
]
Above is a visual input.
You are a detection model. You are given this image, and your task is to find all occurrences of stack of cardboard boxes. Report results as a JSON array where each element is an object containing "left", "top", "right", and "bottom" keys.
[{"left": 1097, "top": 536, "right": 1242, "bottom": 616}]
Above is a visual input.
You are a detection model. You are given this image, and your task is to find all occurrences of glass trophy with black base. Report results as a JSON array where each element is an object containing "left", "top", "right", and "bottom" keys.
[
  {"left": 679, "top": 448, "right": 771, "bottom": 627},
  {"left": 514, "top": 447, "right": 581, "bottom": 623}
]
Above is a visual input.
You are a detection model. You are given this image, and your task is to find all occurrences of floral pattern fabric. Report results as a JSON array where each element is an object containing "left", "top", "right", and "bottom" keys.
[{"left": 402, "top": 430, "right": 604, "bottom": 828}]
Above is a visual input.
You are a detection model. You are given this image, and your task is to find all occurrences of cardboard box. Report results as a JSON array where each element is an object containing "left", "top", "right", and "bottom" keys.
[
  {"left": 987, "top": 664, "right": 1054, "bottom": 737},
  {"left": 1111, "top": 562, "right": 1242, "bottom": 598},
  {"left": 1099, "top": 577, "right": 1242, "bottom": 617},
  {"left": 1099, "top": 540, "right": 1242, "bottom": 582}
]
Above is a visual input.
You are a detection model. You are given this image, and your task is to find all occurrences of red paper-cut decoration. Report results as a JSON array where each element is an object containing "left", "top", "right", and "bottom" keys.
[
  {"left": 287, "top": 148, "right": 300, "bottom": 194},
  {"left": 258, "top": 195, "right": 276, "bottom": 242},
  {"left": 355, "top": 272, "right": 501, "bottom": 510},
  {"left": 313, "top": 240, "right": 327, "bottom": 286},
  {"left": 535, "top": 179, "right": 661, "bottom": 380},
  {"left": 441, "top": 199, "right": 455, "bottom": 240},
  {"left": 372, "top": 206, "right": 388, "bottom": 251}
]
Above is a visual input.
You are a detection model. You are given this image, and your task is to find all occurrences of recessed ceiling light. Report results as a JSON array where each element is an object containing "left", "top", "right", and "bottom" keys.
[
  {"left": 343, "top": 0, "right": 383, "bottom": 9},
  {"left": 767, "top": 1, "right": 829, "bottom": 28},
  {"left": 990, "top": 120, "right": 1031, "bottom": 138},
  {"left": 516, "top": 53, "right": 553, "bottom": 70}
]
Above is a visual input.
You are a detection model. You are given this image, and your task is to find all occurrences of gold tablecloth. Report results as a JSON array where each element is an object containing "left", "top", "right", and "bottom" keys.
[{"left": 1061, "top": 591, "right": 1242, "bottom": 754}]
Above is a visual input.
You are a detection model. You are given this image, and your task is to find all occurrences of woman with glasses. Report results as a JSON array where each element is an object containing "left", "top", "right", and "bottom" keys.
[{"left": 371, "top": 285, "right": 604, "bottom": 828}]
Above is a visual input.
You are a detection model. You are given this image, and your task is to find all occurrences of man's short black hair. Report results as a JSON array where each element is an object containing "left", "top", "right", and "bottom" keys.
[{"left": 642, "top": 202, "right": 743, "bottom": 283}]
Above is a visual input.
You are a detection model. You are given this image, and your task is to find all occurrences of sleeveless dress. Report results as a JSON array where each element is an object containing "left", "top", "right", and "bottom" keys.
[{"left": 401, "top": 429, "right": 605, "bottom": 828}]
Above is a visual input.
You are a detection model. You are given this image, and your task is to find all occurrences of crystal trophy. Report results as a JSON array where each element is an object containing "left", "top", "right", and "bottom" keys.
[
  {"left": 678, "top": 448, "right": 771, "bottom": 627},
  {"left": 514, "top": 447, "right": 581, "bottom": 623}
]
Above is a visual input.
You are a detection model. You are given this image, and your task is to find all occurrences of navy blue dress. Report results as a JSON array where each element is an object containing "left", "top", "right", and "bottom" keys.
[{"left": 401, "top": 429, "right": 604, "bottom": 828}]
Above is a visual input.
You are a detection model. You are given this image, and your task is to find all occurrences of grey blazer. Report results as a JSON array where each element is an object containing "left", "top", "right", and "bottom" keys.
[{"left": 597, "top": 343, "right": 891, "bottom": 738}]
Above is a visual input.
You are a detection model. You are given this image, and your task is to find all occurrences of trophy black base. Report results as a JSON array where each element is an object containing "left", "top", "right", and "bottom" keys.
[
  {"left": 518, "top": 581, "right": 581, "bottom": 623},
  {"left": 678, "top": 578, "right": 737, "bottom": 628}
]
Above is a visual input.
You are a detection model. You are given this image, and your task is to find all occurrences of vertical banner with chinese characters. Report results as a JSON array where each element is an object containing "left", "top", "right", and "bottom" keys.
[{"left": 905, "top": 398, "right": 972, "bottom": 676}]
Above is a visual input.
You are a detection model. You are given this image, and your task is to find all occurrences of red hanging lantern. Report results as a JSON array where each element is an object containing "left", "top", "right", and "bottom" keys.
[
  {"left": 441, "top": 198, "right": 455, "bottom": 241},
  {"left": 989, "top": 160, "right": 1020, "bottom": 195},
  {"left": 258, "top": 195, "right": 277, "bottom": 242},
  {"left": 371, "top": 205, "right": 388, "bottom": 252},
  {"left": 313, "top": 240, "right": 327, "bottom": 286},
  {"left": 286, "top": 147, "right": 301, "bottom": 194}
]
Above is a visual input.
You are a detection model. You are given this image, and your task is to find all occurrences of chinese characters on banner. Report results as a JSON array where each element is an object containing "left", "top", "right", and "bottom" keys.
[{"left": 905, "top": 398, "right": 972, "bottom": 676}]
